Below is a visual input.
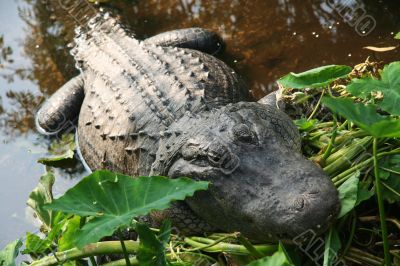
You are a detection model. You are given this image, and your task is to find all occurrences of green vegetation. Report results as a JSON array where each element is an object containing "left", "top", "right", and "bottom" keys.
[
  {"left": 2, "top": 60, "right": 400, "bottom": 265},
  {"left": 278, "top": 60, "right": 400, "bottom": 265}
]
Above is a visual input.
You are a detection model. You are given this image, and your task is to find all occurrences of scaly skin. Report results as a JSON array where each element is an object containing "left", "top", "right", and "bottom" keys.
[{"left": 36, "top": 13, "right": 339, "bottom": 242}]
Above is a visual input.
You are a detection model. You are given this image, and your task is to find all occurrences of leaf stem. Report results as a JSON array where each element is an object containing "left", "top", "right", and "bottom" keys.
[
  {"left": 30, "top": 241, "right": 139, "bottom": 266},
  {"left": 346, "top": 247, "right": 383, "bottom": 265},
  {"left": 183, "top": 237, "right": 277, "bottom": 255},
  {"left": 342, "top": 212, "right": 357, "bottom": 256},
  {"left": 373, "top": 138, "right": 391, "bottom": 266},
  {"left": 101, "top": 257, "right": 139, "bottom": 266},
  {"left": 307, "top": 89, "right": 325, "bottom": 121},
  {"left": 117, "top": 229, "right": 131, "bottom": 266},
  {"left": 332, "top": 148, "right": 400, "bottom": 186},
  {"left": 322, "top": 114, "right": 338, "bottom": 163},
  {"left": 182, "top": 234, "right": 238, "bottom": 252},
  {"left": 237, "top": 234, "right": 264, "bottom": 259}
]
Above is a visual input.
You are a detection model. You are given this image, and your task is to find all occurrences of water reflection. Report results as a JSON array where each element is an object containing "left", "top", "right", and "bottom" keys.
[{"left": 0, "top": 0, "right": 399, "bottom": 247}]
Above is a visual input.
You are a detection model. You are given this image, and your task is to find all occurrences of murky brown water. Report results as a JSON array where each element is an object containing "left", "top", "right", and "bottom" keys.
[{"left": 0, "top": 0, "right": 399, "bottom": 247}]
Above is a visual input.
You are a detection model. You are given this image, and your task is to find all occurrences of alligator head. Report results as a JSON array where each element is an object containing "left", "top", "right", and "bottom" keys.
[{"left": 154, "top": 101, "right": 340, "bottom": 242}]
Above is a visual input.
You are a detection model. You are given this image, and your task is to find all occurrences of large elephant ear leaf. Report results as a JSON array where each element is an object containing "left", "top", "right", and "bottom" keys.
[{"left": 44, "top": 170, "right": 209, "bottom": 248}]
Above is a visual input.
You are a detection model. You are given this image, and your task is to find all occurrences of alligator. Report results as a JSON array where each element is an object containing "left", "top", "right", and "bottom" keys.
[{"left": 36, "top": 13, "right": 340, "bottom": 242}]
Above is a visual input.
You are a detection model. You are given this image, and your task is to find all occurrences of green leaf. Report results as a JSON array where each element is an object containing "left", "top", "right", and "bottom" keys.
[
  {"left": 347, "top": 62, "right": 400, "bottom": 115},
  {"left": 379, "top": 155, "right": 400, "bottom": 203},
  {"left": 136, "top": 221, "right": 171, "bottom": 266},
  {"left": 395, "top": 32, "right": 400, "bottom": 40},
  {"left": 247, "top": 244, "right": 292, "bottom": 266},
  {"left": 278, "top": 242, "right": 300, "bottom": 266},
  {"left": 278, "top": 65, "right": 351, "bottom": 89},
  {"left": 0, "top": 240, "right": 22, "bottom": 266},
  {"left": 58, "top": 216, "right": 81, "bottom": 251},
  {"left": 158, "top": 220, "right": 172, "bottom": 245},
  {"left": 44, "top": 170, "right": 209, "bottom": 248},
  {"left": 323, "top": 228, "right": 341, "bottom": 266},
  {"left": 26, "top": 172, "right": 56, "bottom": 228},
  {"left": 294, "top": 118, "right": 319, "bottom": 132},
  {"left": 23, "top": 233, "right": 52, "bottom": 255},
  {"left": 38, "top": 134, "right": 75, "bottom": 165},
  {"left": 322, "top": 97, "right": 400, "bottom": 138},
  {"left": 22, "top": 213, "right": 67, "bottom": 255},
  {"left": 337, "top": 174, "right": 359, "bottom": 218},
  {"left": 356, "top": 184, "right": 374, "bottom": 206}
]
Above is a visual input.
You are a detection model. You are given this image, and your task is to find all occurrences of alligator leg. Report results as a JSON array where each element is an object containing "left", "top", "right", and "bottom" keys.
[
  {"left": 258, "top": 90, "right": 279, "bottom": 107},
  {"left": 36, "top": 74, "right": 85, "bottom": 134},
  {"left": 143, "top": 28, "right": 224, "bottom": 55}
]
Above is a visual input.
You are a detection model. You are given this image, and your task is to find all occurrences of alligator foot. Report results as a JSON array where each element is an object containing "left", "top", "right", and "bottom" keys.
[{"left": 36, "top": 74, "right": 85, "bottom": 134}]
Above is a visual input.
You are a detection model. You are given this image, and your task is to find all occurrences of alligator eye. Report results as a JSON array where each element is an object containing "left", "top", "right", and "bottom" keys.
[
  {"left": 232, "top": 124, "right": 255, "bottom": 143},
  {"left": 207, "top": 142, "right": 229, "bottom": 167},
  {"left": 181, "top": 144, "right": 199, "bottom": 160}
]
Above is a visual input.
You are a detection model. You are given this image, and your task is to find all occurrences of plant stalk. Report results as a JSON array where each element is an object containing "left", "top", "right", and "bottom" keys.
[
  {"left": 183, "top": 237, "right": 277, "bottom": 255},
  {"left": 117, "top": 229, "right": 131, "bottom": 266},
  {"left": 102, "top": 257, "right": 139, "bottom": 266},
  {"left": 30, "top": 241, "right": 139, "bottom": 266},
  {"left": 307, "top": 89, "right": 325, "bottom": 120},
  {"left": 373, "top": 138, "right": 391, "bottom": 266},
  {"left": 332, "top": 149, "right": 400, "bottom": 186}
]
